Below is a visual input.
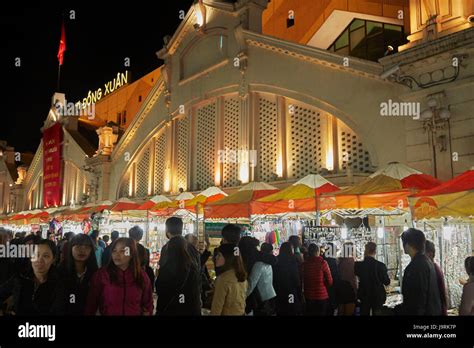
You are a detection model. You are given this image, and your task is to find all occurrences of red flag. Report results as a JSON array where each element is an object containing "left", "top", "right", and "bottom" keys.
[{"left": 57, "top": 21, "right": 66, "bottom": 65}]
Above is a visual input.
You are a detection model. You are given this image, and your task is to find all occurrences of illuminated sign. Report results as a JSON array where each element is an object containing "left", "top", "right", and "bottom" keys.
[
  {"left": 43, "top": 123, "right": 63, "bottom": 208},
  {"left": 75, "top": 71, "right": 129, "bottom": 108}
]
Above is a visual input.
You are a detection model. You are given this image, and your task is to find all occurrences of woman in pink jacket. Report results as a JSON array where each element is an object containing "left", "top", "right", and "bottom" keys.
[{"left": 85, "top": 237, "right": 153, "bottom": 315}]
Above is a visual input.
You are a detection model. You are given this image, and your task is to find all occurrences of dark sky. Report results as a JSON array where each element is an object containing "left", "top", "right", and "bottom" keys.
[{"left": 1, "top": 0, "right": 195, "bottom": 153}]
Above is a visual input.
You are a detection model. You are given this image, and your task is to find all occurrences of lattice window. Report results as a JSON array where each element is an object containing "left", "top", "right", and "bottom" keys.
[
  {"left": 289, "top": 104, "right": 323, "bottom": 179},
  {"left": 223, "top": 97, "right": 240, "bottom": 187},
  {"left": 196, "top": 102, "right": 216, "bottom": 190},
  {"left": 75, "top": 172, "right": 84, "bottom": 203},
  {"left": 136, "top": 146, "right": 150, "bottom": 197},
  {"left": 119, "top": 172, "right": 130, "bottom": 198},
  {"left": 154, "top": 131, "right": 166, "bottom": 194},
  {"left": 338, "top": 122, "right": 371, "bottom": 173},
  {"left": 176, "top": 117, "right": 189, "bottom": 191},
  {"left": 258, "top": 96, "right": 278, "bottom": 182}
]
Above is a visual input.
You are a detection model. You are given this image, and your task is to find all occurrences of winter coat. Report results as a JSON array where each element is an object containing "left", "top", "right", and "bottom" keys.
[
  {"left": 323, "top": 256, "right": 339, "bottom": 309},
  {"left": 354, "top": 256, "right": 390, "bottom": 308},
  {"left": 58, "top": 265, "right": 96, "bottom": 315},
  {"left": 302, "top": 256, "right": 333, "bottom": 301},
  {"left": 0, "top": 268, "right": 65, "bottom": 315},
  {"left": 211, "top": 270, "right": 247, "bottom": 315},
  {"left": 155, "top": 262, "right": 201, "bottom": 316},
  {"left": 401, "top": 253, "right": 442, "bottom": 315},
  {"left": 433, "top": 262, "right": 448, "bottom": 315},
  {"left": 247, "top": 253, "right": 277, "bottom": 302},
  {"left": 273, "top": 254, "right": 302, "bottom": 315},
  {"left": 85, "top": 267, "right": 153, "bottom": 315},
  {"left": 459, "top": 276, "right": 474, "bottom": 316}
]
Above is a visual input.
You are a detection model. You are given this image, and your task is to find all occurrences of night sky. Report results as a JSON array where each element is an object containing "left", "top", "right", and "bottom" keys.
[{"left": 1, "top": 0, "right": 195, "bottom": 154}]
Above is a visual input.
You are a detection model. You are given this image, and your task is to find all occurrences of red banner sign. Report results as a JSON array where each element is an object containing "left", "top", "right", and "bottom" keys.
[{"left": 43, "top": 123, "right": 63, "bottom": 207}]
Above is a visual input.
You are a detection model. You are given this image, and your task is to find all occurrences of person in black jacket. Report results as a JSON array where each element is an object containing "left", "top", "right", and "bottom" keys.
[
  {"left": 58, "top": 234, "right": 98, "bottom": 315},
  {"left": 399, "top": 228, "right": 442, "bottom": 315},
  {"left": 322, "top": 242, "right": 340, "bottom": 315},
  {"left": 129, "top": 226, "right": 155, "bottom": 286},
  {"left": 0, "top": 229, "right": 14, "bottom": 287},
  {"left": 102, "top": 230, "right": 119, "bottom": 266},
  {"left": 354, "top": 242, "right": 390, "bottom": 315},
  {"left": 273, "top": 242, "right": 302, "bottom": 315},
  {"left": 0, "top": 239, "right": 65, "bottom": 315},
  {"left": 185, "top": 233, "right": 213, "bottom": 308},
  {"left": 155, "top": 235, "right": 201, "bottom": 315}
]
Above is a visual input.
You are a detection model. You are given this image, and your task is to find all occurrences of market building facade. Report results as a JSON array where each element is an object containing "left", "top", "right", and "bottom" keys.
[
  {"left": 1, "top": 0, "right": 473, "bottom": 312},
  {"left": 0, "top": 0, "right": 472, "bottom": 214}
]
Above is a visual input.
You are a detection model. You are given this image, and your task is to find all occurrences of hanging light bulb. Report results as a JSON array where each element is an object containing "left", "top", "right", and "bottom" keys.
[
  {"left": 340, "top": 224, "right": 348, "bottom": 239},
  {"left": 331, "top": 219, "right": 336, "bottom": 226},
  {"left": 442, "top": 219, "right": 452, "bottom": 241},
  {"left": 377, "top": 226, "right": 384, "bottom": 239}
]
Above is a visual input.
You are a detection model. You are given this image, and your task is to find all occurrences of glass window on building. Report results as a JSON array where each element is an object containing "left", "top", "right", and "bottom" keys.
[{"left": 328, "top": 19, "right": 407, "bottom": 62}]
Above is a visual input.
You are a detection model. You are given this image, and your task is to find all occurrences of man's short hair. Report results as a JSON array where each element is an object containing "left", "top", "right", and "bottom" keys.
[
  {"left": 111, "top": 231, "right": 120, "bottom": 240},
  {"left": 365, "top": 242, "right": 377, "bottom": 255},
  {"left": 128, "top": 225, "right": 144, "bottom": 241},
  {"left": 401, "top": 228, "right": 426, "bottom": 253},
  {"left": 221, "top": 224, "right": 242, "bottom": 244},
  {"left": 165, "top": 217, "right": 183, "bottom": 236}
]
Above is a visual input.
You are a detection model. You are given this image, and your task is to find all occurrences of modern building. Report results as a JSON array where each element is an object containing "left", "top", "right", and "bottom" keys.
[{"left": 2, "top": 0, "right": 473, "bottom": 212}]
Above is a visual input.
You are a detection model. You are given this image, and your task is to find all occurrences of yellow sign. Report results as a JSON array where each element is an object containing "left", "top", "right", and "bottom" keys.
[{"left": 75, "top": 71, "right": 129, "bottom": 108}]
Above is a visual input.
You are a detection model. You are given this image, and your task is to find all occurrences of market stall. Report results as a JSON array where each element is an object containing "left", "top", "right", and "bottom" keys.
[
  {"left": 250, "top": 174, "right": 339, "bottom": 247},
  {"left": 409, "top": 169, "right": 474, "bottom": 310},
  {"left": 204, "top": 182, "right": 278, "bottom": 242}
]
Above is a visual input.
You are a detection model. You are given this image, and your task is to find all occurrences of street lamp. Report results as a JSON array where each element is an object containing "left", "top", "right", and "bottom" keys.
[{"left": 417, "top": 92, "right": 451, "bottom": 177}]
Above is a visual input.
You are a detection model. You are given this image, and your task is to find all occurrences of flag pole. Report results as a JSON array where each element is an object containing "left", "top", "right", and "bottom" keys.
[{"left": 57, "top": 62, "right": 61, "bottom": 91}]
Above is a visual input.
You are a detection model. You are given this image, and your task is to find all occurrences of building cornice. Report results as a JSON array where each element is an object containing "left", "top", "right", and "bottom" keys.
[
  {"left": 379, "top": 27, "right": 474, "bottom": 68},
  {"left": 24, "top": 141, "right": 43, "bottom": 186},
  {"left": 242, "top": 30, "right": 385, "bottom": 81},
  {"left": 112, "top": 78, "right": 166, "bottom": 161}
]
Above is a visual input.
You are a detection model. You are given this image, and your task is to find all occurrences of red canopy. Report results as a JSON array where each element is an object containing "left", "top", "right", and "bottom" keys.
[{"left": 412, "top": 170, "right": 474, "bottom": 197}]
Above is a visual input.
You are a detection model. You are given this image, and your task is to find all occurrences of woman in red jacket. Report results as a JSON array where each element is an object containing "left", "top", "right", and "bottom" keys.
[
  {"left": 302, "top": 243, "right": 333, "bottom": 316},
  {"left": 85, "top": 237, "right": 153, "bottom": 315}
]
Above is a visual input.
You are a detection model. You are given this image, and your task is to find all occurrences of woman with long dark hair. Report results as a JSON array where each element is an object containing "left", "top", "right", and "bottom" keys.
[
  {"left": 211, "top": 243, "right": 247, "bottom": 315},
  {"left": 85, "top": 237, "right": 153, "bottom": 315},
  {"left": 59, "top": 234, "right": 98, "bottom": 315},
  {"left": 273, "top": 241, "right": 303, "bottom": 315},
  {"left": 155, "top": 235, "right": 201, "bottom": 315},
  {"left": 0, "top": 239, "right": 65, "bottom": 315}
]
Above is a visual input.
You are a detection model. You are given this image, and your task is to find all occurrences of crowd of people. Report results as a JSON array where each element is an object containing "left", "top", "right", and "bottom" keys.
[{"left": 0, "top": 222, "right": 472, "bottom": 316}]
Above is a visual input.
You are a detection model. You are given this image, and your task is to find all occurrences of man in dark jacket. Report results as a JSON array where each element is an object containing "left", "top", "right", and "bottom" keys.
[
  {"left": 156, "top": 217, "right": 201, "bottom": 314},
  {"left": 355, "top": 242, "right": 390, "bottom": 315},
  {"left": 399, "top": 228, "right": 442, "bottom": 316},
  {"left": 102, "top": 230, "right": 119, "bottom": 266}
]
